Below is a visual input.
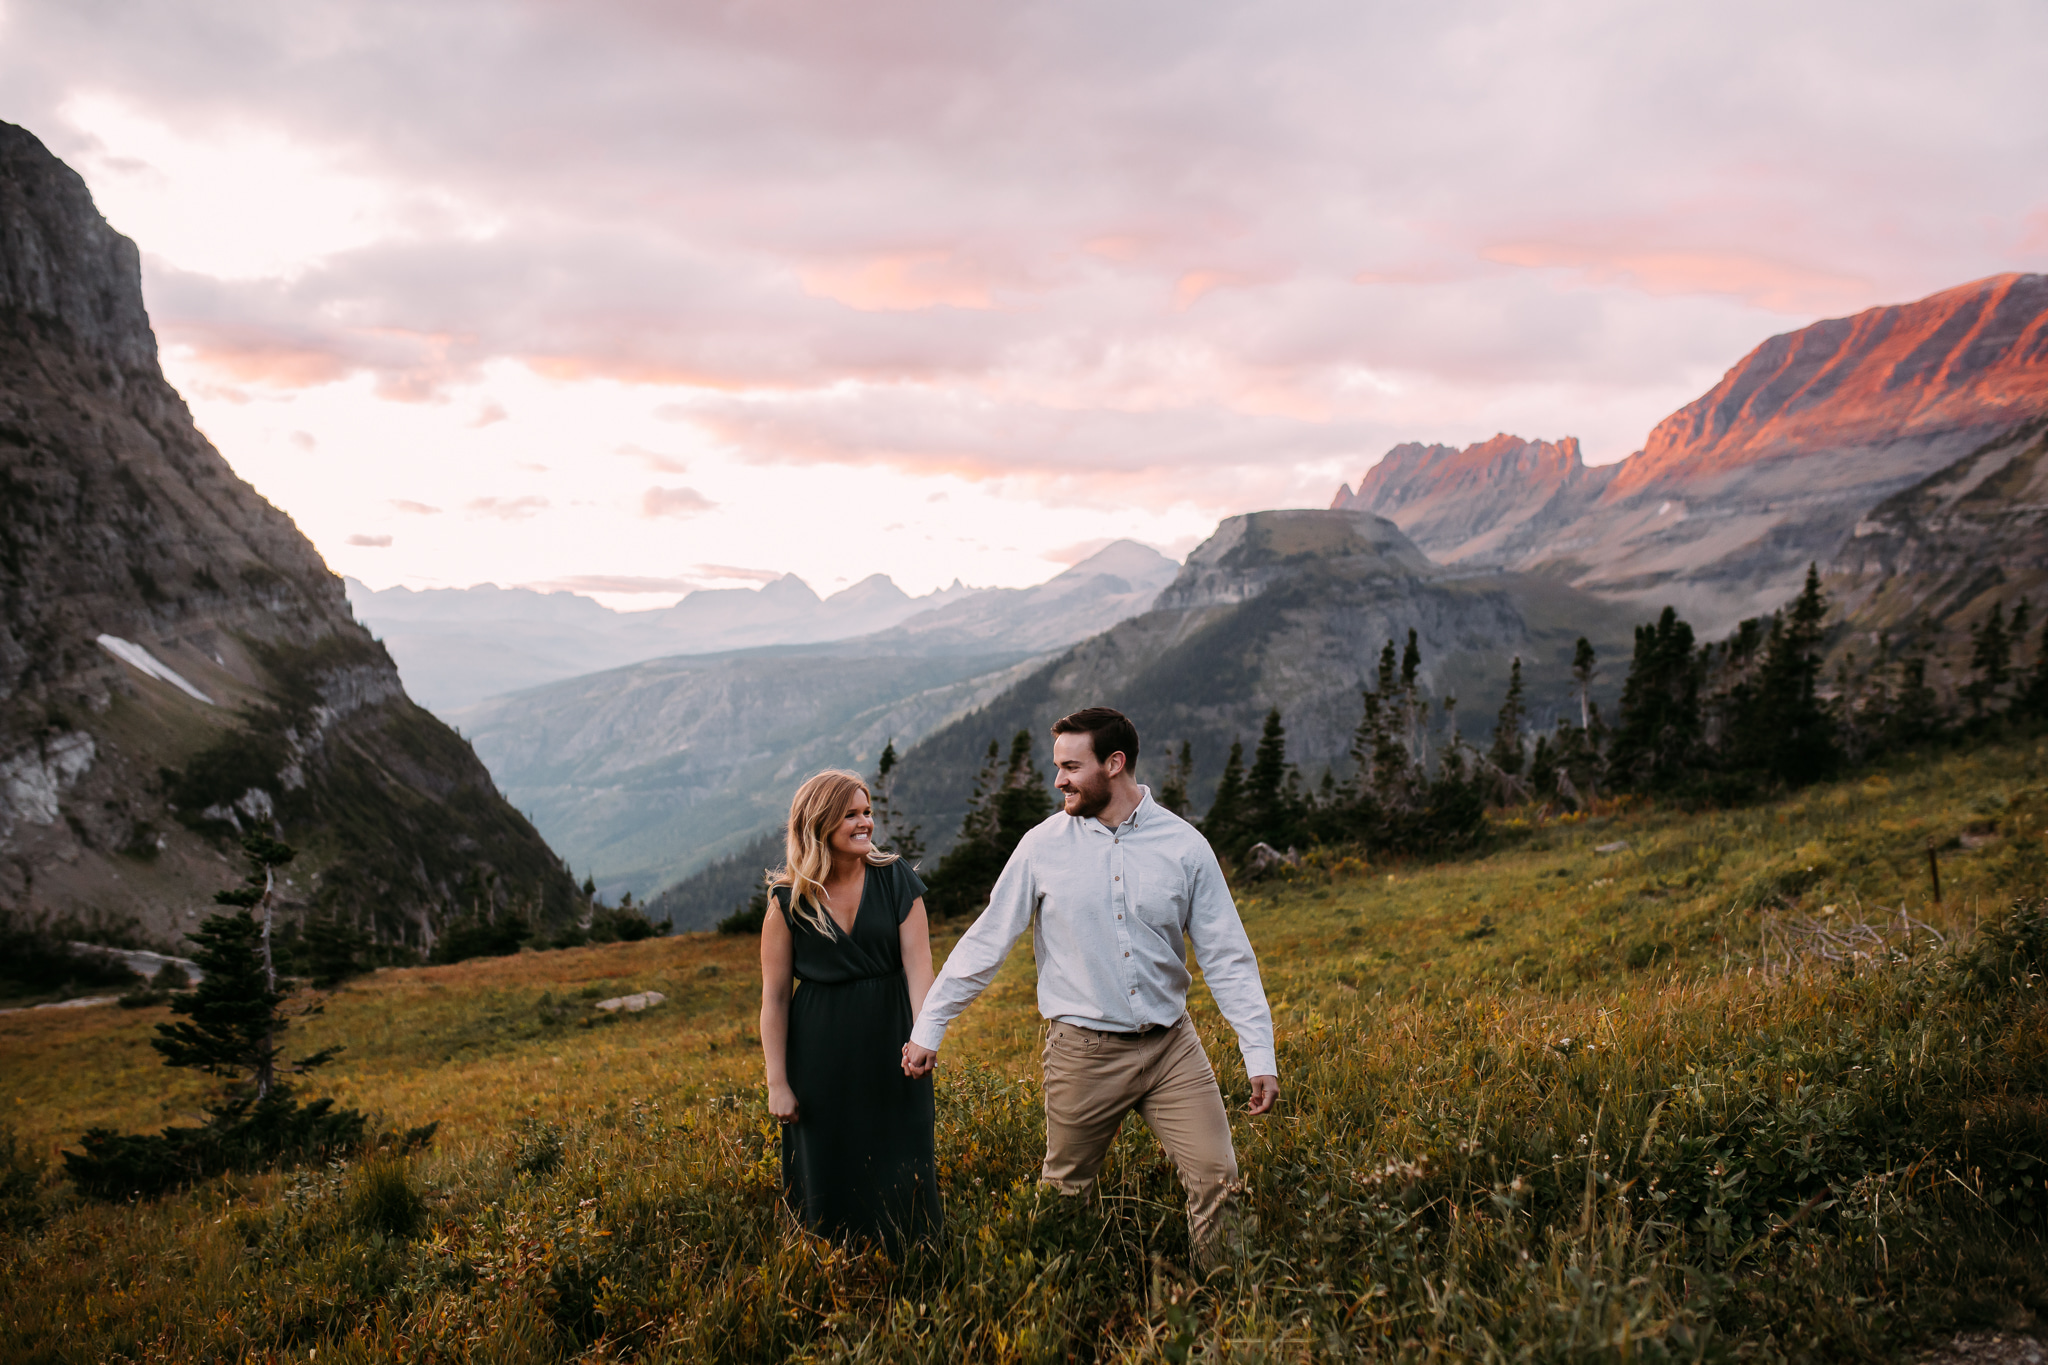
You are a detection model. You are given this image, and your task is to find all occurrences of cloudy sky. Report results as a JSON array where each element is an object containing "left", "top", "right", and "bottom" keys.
[{"left": 4, "top": 1, "right": 2044, "bottom": 604}]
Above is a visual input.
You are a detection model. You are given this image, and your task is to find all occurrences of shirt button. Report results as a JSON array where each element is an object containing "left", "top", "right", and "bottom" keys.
[
  {"left": 1114, "top": 875, "right": 1120, "bottom": 881},
  {"left": 1123, "top": 951, "right": 1129, "bottom": 957},
  {"left": 1129, "top": 987, "right": 1137, "bottom": 994}
]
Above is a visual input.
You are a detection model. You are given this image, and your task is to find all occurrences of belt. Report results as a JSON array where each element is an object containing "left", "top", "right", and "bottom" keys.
[{"left": 1071, "top": 1018, "right": 1176, "bottom": 1041}]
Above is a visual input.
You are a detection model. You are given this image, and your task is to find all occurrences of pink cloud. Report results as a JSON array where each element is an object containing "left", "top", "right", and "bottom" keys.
[
  {"left": 466, "top": 496, "right": 550, "bottom": 520},
  {"left": 639, "top": 486, "right": 717, "bottom": 518},
  {"left": 347, "top": 533, "right": 392, "bottom": 547},
  {"left": 692, "top": 563, "right": 784, "bottom": 583},
  {"left": 1483, "top": 241, "right": 1873, "bottom": 315},
  {"left": 799, "top": 252, "right": 999, "bottom": 312}
]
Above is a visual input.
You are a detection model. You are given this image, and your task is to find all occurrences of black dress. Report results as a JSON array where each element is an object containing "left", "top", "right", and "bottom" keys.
[{"left": 776, "top": 859, "right": 941, "bottom": 1247}]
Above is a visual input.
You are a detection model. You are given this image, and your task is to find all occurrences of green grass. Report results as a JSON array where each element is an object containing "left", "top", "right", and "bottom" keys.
[{"left": 2, "top": 740, "right": 2046, "bottom": 1361}]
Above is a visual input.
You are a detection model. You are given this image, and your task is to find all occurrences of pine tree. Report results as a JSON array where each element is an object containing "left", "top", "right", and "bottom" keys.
[
  {"left": 1741, "top": 565, "right": 1836, "bottom": 785},
  {"left": 1399, "top": 629, "right": 1424, "bottom": 760},
  {"left": 152, "top": 909, "right": 294, "bottom": 1096},
  {"left": 66, "top": 835, "right": 378, "bottom": 1200},
  {"left": 1887, "top": 650, "right": 1945, "bottom": 747},
  {"left": 1608, "top": 607, "right": 1702, "bottom": 792},
  {"left": 1571, "top": 637, "right": 1597, "bottom": 729},
  {"left": 2024, "top": 619, "right": 2048, "bottom": 720},
  {"left": 165, "top": 835, "right": 302, "bottom": 1096},
  {"left": 1238, "top": 708, "right": 1296, "bottom": 855},
  {"left": 870, "top": 739, "right": 924, "bottom": 864},
  {"left": 1489, "top": 656, "right": 1526, "bottom": 776},
  {"left": 1156, "top": 741, "right": 1193, "bottom": 816},
  {"left": 993, "top": 730, "right": 1054, "bottom": 837},
  {"left": 1202, "top": 739, "right": 1247, "bottom": 847},
  {"left": 1528, "top": 733, "right": 1557, "bottom": 801},
  {"left": 958, "top": 740, "right": 1003, "bottom": 847},
  {"left": 925, "top": 733, "right": 1048, "bottom": 918},
  {"left": 1965, "top": 601, "right": 2014, "bottom": 717}
]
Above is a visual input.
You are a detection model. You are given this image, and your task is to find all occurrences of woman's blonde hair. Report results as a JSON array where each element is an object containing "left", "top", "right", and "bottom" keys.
[{"left": 767, "top": 769, "right": 900, "bottom": 936}]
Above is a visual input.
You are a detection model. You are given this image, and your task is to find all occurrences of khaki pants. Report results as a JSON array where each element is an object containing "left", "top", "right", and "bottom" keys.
[{"left": 1040, "top": 1016, "right": 1240, "bottom": 1272}]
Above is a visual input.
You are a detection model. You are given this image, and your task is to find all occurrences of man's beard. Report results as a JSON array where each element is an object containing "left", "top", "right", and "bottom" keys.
[{"left": 1063, "top": 772, "right": 1112, "bottom": 818}]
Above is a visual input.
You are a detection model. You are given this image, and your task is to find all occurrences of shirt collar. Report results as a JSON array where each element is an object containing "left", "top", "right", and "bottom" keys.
[{"left": 1074, "top": 784, "right": 1152, "bottom": 836}]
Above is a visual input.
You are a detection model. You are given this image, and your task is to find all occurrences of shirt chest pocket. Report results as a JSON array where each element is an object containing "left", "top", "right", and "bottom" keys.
[{"left": 1124, "top": 861, "right": 1189, "bottom": 938}]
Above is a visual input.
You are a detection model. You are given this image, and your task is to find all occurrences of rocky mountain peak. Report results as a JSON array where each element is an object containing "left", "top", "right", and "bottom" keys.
[
  {"left": 0, "top": 124, "right": 156, "bottom": 376},
  {"left": 0, "top": 121, "right": 577, "bottom": 946},
  {"left": 1609, "top": 272, "right": 2048, "bottom": 501},
  {"left": 1321, "top": 274, "right": 2048, "bottom": 632},
  {"left": 1157, "top": 509, "right": 1436, "bottom": 611},
  {"left": 1331, "top": 434, "right": 1610, "bottom": 567}
]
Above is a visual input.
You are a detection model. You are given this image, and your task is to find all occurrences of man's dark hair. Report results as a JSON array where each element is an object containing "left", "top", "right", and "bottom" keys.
[{"left": 1051, "top": 707, "right": 1140, "bottom": 772}]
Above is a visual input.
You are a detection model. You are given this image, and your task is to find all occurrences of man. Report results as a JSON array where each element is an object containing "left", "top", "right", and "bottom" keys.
[{"left": 901, "top": 706, "right": 1279, "bottom": 1273}]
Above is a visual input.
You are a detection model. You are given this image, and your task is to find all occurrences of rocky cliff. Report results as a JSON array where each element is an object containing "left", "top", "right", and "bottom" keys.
[
  {"left": 1333, "top": 435, "right": 1615, "bottom": 566},
  {"left": 1829, "top": 415, "right": 2048, "bottom": 634},
  {"left": 0, "top": 122, "right": 579, "bottom": 949},
  {"left": 1333, "top": 275, "right": 2048, "bottom": 632}
]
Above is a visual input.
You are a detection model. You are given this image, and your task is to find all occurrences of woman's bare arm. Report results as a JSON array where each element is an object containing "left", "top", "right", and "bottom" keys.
[
  {"left": 899, "top": 896, "right": 935, "bottom": 1072},
  {"left": 759, "top": 893, "right": 799, "bottom": 1122}
]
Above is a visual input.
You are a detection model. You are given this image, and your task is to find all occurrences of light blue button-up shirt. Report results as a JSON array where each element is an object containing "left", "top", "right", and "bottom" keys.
[{"left": 910, "top": 787, "right": 1278, "bottom": 1079}]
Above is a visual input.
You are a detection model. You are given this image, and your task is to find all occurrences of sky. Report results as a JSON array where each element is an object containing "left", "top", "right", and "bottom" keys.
[{"left": 3, "top": 0, "right": 2045, "bottom": 606}]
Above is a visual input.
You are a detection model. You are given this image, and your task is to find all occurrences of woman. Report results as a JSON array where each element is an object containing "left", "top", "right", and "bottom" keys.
[{"left": 759, "top": 769, "right": 941, "bottom": 1247}]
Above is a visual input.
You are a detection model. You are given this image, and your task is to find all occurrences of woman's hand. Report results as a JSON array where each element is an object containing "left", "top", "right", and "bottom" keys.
[{"left": 768, "top": 1080, "right": 800, "bottom": 1124}]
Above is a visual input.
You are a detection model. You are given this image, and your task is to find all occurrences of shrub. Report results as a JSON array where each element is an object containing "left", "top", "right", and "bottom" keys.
[
  {"left": 717, "top": 887, "right": 768, "bottom": 935},
  {"left": 347, "top": 1155, "right": 429, "bottom": 1239},
  {"left": 0, "top": 917, "right": 142, "bottom": 1003},
  {"left": 64, "top": 1088, "right": 369, "bottom": 1200},
  {"left": 430, "top": 914, "right": 529, "bottom": 963},
  {"left": 0, "top": 1125, "right": 46, "bottom": 1236}
]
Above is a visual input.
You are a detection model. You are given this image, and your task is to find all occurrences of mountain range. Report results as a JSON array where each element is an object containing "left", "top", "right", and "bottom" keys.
[
  {"left": 350, "top": 541, "right": 1176, "bottom": 713},
  {"left": 443, "top": 541, "right": 1181, "bottom": 898},
  {"left": 0, "top": 122, "right": 578, "bottom": 950},
  {"left": 1334, "top": 274, "right": 2048, "bottom": 633}
]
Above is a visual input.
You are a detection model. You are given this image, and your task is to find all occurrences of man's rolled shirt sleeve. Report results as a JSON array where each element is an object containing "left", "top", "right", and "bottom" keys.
[
  {"left": 1187, "top": 847, "right": 1278, "bottom": 1079},
  {"left": 908, "top": 847, "right": 1036, "bottom": 1052}
]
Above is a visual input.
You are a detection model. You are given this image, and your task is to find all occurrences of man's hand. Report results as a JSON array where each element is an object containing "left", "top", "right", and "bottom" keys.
[
  {"left": 1246, "top": 1074, "right": 1280, "bottom": 1115},
  {"left": 902, "top": 1041, "right": 937, "bottom": 1078}
]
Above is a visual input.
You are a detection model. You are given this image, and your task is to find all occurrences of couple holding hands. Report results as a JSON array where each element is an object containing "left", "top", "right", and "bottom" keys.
[{"left": 757, "top": 707, "right": 1279, "bottom": 1272}]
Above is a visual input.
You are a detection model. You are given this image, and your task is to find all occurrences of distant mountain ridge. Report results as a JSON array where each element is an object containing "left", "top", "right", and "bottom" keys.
[
  {"left": 1335, "top": 273, "right": 2048, "bottom": 631},
  {"left": 441, "top": 541, "right": 1182, "bottom": 897},
  {"left": 0, "top": 122, "right": 577, "bottom": 948},
  {"left": 350, "top": 542, "right": 1176, "bottom": 712}
]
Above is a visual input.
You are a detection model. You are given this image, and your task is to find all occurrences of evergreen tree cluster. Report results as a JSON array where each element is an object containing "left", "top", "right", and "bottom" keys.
[
  {"left": 922, "top": 731, "right": 1055, "bottom": 917},
  {"left": 1534, "top": 566, "right": 2048, "bottom": 806},
  {"left": 1200, "top": 630, "right": 1487, "bottom": 863}
]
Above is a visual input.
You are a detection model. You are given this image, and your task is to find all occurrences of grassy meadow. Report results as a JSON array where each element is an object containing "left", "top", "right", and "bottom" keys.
[{"left": 3, "top": 738, "right": 2047, "bottom": 1361}]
